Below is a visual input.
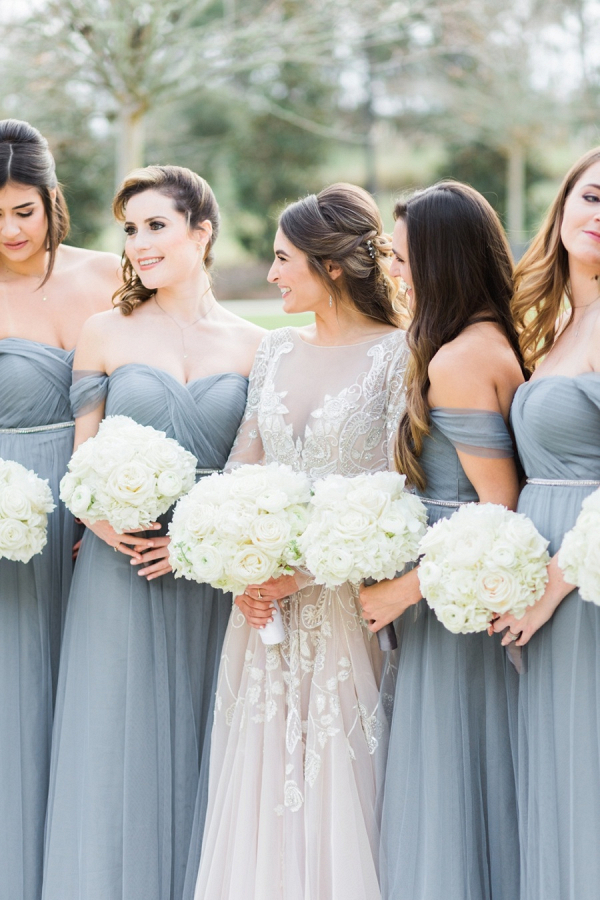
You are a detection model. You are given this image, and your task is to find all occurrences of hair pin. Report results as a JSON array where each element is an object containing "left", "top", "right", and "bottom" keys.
[{"left": 366, "top": 239, "right": 376, "bottom": 259}]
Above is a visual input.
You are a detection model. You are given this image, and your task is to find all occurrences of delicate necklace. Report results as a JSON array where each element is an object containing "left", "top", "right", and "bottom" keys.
[
  {"left": 573, "top": 294, "right": 600, "bottom": 339},
  {"left": 153, "top": 294, "right": 215, "bottom": 359}
]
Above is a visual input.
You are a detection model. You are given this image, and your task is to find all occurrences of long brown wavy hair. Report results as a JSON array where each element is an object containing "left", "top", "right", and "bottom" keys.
[
  {"left": 512, "top": 146, "right": 600, "bottom": 370},
  {"left": 394, "top": 181, "right": 523, "bottom": 491},
  {"left": 112, "top": 165, "right": 219, "bottom": 315},
  {"left": 279, "top": 182, "right": 401, "bottom": 327},
  {"left": 0, "top": 119, "right": 70, "bottom": 285}
]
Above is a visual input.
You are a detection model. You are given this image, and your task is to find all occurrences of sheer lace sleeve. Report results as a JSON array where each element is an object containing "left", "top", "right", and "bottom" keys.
[
  {"left": 225, "top": 333, "right": 271, "bottom": 470},
  {"left": 384, "top": 334, "right": 409, "bottom": 469},
  {"left": 70, "top": 370, "right": 109, "bottom": 418}
]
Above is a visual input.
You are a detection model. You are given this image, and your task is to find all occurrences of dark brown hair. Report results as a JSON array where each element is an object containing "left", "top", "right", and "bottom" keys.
[
  {"left": 112, "top": 165, "right": 220, "bottom": 315},
  {"left": 394, "top": 181, "right": 522, "bottom": 490},
  {"left": 0, "top": 119, "right": 70, "bottom": 285},
  {"left": 512, "top": 146, "right": 600, "bottom": 370},
  {"left": 279, "top": 182, "right": 401, "bottom": 327}
]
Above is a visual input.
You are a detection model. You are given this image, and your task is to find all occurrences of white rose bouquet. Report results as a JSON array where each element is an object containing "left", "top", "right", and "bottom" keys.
[
  {"left": 0, "top": 458, "right": 55, "bottom": 562},
  {"left": 60, "top": 415, "right": 197, "bottom": 533},
  {"left": 558, "top": 487, "right": 600, "bottom": 605},
  {"left": 299, "top": 471, "right": 427, "bottom": 586},
  {"left": 298, "top": 471, "right": 427, "bottom": 649},
  {"left": 418, "top": 503, "right": 550, "bottom": 634},
  {"left": 168, "top": 462, "right": 311, "bottom": 644}
]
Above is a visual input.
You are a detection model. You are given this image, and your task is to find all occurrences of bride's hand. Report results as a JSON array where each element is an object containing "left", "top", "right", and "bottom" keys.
[
  {"left": 83, "top": 519, "right": 161, "bottom": 562},
  {"left": 235, "top": 594, "right": 275, "bottom": 629},
  {"left": 236, "top": 575, "right": 299, "bottom": 629},
  {"left": 359, "top": 568, "right": 422, "bottom": 633},
  {"left": 245, "top": 574, "right": 298, "bottom": 603},
  {"left": 130, "top": 537, "right": 172, "bottom": 581}
]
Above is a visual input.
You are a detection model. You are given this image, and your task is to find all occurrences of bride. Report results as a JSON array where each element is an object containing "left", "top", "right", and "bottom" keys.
[{"left": 190, "top": 183, "right": 408, "bottom": 900}]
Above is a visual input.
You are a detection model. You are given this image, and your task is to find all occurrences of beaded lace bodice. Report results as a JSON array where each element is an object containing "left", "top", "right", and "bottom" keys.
[{"left": 227, "top": 327, "right": 408, "bottom": 476}]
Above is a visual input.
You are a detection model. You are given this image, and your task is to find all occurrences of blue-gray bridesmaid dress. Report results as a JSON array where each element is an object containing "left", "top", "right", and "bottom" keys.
[
  {"left": 510, "top": 374, "right": 600, "bottom": 900},
  {"left": 0, "top": 338, "right": 77, "bottom": 900},
  {"left": 380, "top": 409, "right": 520, "bottom": 900},
  {"left": 42, "top": 364, "right": 247, "bottom": 900}
]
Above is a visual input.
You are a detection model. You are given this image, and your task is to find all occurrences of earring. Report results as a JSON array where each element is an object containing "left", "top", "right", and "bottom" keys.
[{"left": 329, "top": 295, "right": 333, "bottom": 308}]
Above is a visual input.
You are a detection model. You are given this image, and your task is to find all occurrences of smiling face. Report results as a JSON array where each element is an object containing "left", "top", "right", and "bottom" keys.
[
  {"left": 0, "top": 182, "right": 49, "bottom": 265},
  {"left": 123, "top": 189, "right": 209, "bottom": 290},
  {"left": 560, "top": 160, "right": 600, "bottom": 276},
  {"left": 391, "top": 217, "right": 414, "bottom": 313},
  {"left": 267, "top": 227, "right": 330, "bottom": 314}
]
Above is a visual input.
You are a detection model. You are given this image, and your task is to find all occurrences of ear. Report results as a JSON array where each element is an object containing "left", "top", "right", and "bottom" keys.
[
  {"left": 194, "top": 218, "right": 213, "bottom": 250},
  {"left": 49, "top": 188, "right": 57, "bottom": 204},
  {"left": 325, "top": 260, "right": 343, "bottom": 282}
]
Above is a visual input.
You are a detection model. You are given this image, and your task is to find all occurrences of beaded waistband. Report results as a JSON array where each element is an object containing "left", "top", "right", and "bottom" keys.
[
  {"left": 195, "top": 467, "right": 222, "bottom": 477},
  {"left": 526, "top": 478, "right": 600, "bottom": 487},
  {"left": 419, "top": 496, "right": 474, "bottom": 508},
  {"left": 0, "top": 420, "right": 74, "bottom": 435}
]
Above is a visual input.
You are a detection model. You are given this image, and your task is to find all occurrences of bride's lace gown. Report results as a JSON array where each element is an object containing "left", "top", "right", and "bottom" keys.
[{"left": 192, "top": 327, "right": 408, "bottom": 900}]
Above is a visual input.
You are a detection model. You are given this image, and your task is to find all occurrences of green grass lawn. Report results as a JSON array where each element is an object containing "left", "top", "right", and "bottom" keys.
[{"left": 243, "top": 313, "right": 315, "bottom": 329}]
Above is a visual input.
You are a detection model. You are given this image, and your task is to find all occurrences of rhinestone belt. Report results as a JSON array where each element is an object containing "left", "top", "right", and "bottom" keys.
[{"left": 0, "top": 420, "right": 74, "bottom": 434}]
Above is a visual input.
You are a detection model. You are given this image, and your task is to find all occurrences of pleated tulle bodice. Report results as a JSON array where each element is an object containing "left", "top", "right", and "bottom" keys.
[
  {"left": 0, "top": 338, "right": 74, "bottom": 428},
  {"left": 71, "top": 364, "right": 248, "bottom": 467},
  {"left": 511, "top": 374, "right": 600, "bottom": 481},
  {"left": 416, "top": 408, "right": 514, "bottom": 511}
]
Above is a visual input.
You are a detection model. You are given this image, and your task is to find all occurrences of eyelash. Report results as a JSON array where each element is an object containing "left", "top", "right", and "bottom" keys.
[
  {"left": 124, "top": 221, "right": 165, "bottom": 236},
  {"left": 583, "top": 193, "right": 600, "bottom": 203},
  {"left": 18, "top": 211, "right": 34, "bottom": 218}
]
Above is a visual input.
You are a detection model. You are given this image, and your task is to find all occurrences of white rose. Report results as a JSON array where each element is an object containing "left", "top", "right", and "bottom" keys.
[
  {"left": 346, "top": 485, "right": 390, "bottom": 519},
  {"left": 105, "top": 461, "right": 156, "bottom": 507},
  {"left": 59, "top": 472, "right": 79, "bottom": 503},
  {"left": 334, "top": 509, "right": 373, "bottom": 540},
  {"left": 249, "top": 513, "right": 291, "bottom": 553},
  {"left": 230, "top": 546, "right": 276, "bottom": 585},
  {"left": 0, "top": 485, "right": 32, "bottom": 520},
  {"left": 256, "top": 489, "right": 289, "bottom": 514},
  {"left": 476, "top": 567, "right": 518, "bottom": 614},
  {"left": 183, "top": 502, "right": 217, "bottom": 538},
  {"left": 445, "top": 525, "right": 490, "bottom": 569},
  {"left": 230, "top": 471, "right": 269, "bottom": 500},
  {"left": 0, "top": 518, "right": 29, "bottom": 554}
]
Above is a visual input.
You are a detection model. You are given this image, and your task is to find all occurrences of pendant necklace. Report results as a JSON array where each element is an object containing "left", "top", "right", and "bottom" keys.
[{"left": 153, "top": 293, "right": 214, "bottom": 359}]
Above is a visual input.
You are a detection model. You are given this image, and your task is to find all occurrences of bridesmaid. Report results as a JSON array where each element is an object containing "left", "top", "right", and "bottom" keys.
[
  {"left": 42, "top": 164, "right": 263, "bottom": 900},
  {"left": 360, "top": 182, "right": 525, "bottom": 900},
  {"left": 0, "top": 118, "right": 119, "bottom": 900},
  {"left": 492, "top": 147, "right": 600, "bottom": 900}
]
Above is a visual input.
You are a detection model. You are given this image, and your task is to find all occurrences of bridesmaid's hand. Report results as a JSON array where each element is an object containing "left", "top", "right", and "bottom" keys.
[
  {"left": 359, "top": 568, "right": 422, "bottom": 633},
  {"left": 235, "top": 593, "right": 275, "bottom": 629},
  {"left": 131, "top": 537, "right": 172, "bottom": 580},
  {"left": 83, "top": 519, "right": 160, "bottom": 562}
]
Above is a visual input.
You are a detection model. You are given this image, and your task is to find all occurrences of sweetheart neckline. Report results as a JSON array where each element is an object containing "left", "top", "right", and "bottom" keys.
[{"left": 107, "top": 362, "right": 248, "bottom": 389}]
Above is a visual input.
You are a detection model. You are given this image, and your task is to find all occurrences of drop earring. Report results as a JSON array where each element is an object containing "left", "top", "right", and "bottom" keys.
[{"left": 329, "top": 295, "right": 333, "bottom": 308}]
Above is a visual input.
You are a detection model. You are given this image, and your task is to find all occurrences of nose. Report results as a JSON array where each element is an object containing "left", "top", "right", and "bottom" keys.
[
  {"left": 267, "top": 259, "right": 278, "bottom": 283},
  {"left": 0, "top": 216, "right": 21, "bottom": 239},
  {"left": 389, "top": 258, "right": 400, "bottom": 278}
]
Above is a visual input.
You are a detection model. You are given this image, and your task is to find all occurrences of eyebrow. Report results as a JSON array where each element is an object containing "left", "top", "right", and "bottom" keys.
[
  {"left": 274, "top": 248, "right": 290, "bottom": 257},
  {"left": 583, "top": 184, "right": 600, "bottom": 190},
  {"left": 123, "top": 216, "right": 171, "bottom": 226},
  {"left": 13, "top": 202, "right": 35, "bottom": 210}
]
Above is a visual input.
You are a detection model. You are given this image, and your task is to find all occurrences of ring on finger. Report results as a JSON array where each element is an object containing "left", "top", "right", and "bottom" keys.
[
  {"left": 114, "top": 543, "right": 120, "bottom": 553},
  {"left": 508, "top": 630, "right": 521, "bottom": 642},
  {"left": 257, "top": 589, "right": 262, "bottom": 600}
]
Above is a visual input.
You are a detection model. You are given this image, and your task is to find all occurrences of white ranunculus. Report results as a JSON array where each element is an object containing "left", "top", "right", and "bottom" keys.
[
  {"left": 69, "top": 484, "right": 93, "bottom": 517},
  {"left": 157, "top": 470, "right": 183, "bottom": 498},
  {"left": 558, "top": 489, "right": 600, "bottom": 605},
  {"left": 256, "top": 489, "right": 289, "bottom": 514},
  {"left": 438, "top": 602, "right": 468, "bottom": 633},
  {"left": 189, "top": 543, "right": 225, "bottom": 583}
]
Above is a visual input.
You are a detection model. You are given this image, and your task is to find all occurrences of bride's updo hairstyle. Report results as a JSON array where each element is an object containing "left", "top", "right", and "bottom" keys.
[
  {"left": 394, "top": 181, "right": 523, "bottom": 491},
  {"left": 112, "top": 164, "right": 220, "bottom": 315},
  {"left": 0, "top": 119, "right": 70, "bottom": 284},
  {"left": 512, "top": 146, "right": 600, "bottom": 370},
  {"left": 279, "top": 182, "right": 400, "bottom": 327}
]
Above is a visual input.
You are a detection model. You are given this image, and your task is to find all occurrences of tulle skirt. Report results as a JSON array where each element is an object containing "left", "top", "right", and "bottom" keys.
[
  {"left": 0, "top": 427, "right": 77, "bottom": 900},
  {"left": 193, "top": 583, "right": 386, "bottom": 900},
  {"left": 42, "top": 528, "right": 231, "bottom": 900}
]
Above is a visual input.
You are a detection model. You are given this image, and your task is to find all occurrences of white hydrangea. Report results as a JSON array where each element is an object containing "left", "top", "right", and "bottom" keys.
[
  {"left": 0, "top": 458, "right": 55, "bottom": 562},
  {"left": 558, "top": 487, "right": 600, "bottom": 605},
  {"left": 168, "top": 462, "right": 311, "bottom": 598},
  {"left": 59, "top": 415, "right": 197, "bottom": 533},
  {"left": 299, "top": 471, "right": 427, "bottom": 588},
  {"left": 419, "top": 502, "right": 550, "bottom": 634}
]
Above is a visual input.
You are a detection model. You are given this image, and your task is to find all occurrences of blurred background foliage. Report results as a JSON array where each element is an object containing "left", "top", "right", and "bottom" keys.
[{"left": 1, "top": 0, "right": 599, "bottom": 297}]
